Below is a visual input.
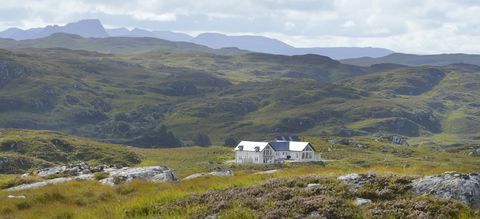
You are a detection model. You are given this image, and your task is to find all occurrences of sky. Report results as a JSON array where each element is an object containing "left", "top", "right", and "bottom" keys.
[{"left": 1, "top": 0, "right": 480, "bottom": 54}]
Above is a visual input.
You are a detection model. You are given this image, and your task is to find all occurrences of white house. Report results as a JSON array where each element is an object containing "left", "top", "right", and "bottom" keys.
[
  {"left": 234, "top": 140, "right": 317, "bottom": 164},
  {"left": 234, "top": 141, "right": 275, "bottom": 164}
]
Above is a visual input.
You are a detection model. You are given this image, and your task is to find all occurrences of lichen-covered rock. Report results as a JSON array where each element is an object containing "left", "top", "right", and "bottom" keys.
[
  {"left": 183, "top": 170, "right": 234, "bottom": 180},
  {"left": 208, "top": 170, "right": 234, "bottom": 177},
  {"left": 5, "top": 174, "right": 94, "bottom": 191},
  {"left": 411, "top": 172, "right": 480, "bottom": 207},
  {"left": 36, "top": 166, "right": 67, "bottom": 177},
  {"left": 99, "top": 166, "right": 178, "bottom": 185},
  {"left": 338, "top": 173, "right": 376, "bottom": 190},
  {"left": 355, "top": 198, "right": 372, "bottom": 206}
]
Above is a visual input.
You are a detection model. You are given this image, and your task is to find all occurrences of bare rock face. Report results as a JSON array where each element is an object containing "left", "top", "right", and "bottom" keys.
[
  {"left": 99, "top": 166, "right": 178, "bottom": 186},
  {"left": 411, "top": 172, "right": 480, "bottom": 207}
]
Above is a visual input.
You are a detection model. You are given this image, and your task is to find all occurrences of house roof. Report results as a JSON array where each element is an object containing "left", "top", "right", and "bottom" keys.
[
  {"left": 269, "top": 141, "right": 289, "bottom": 151},
  {"left": 275, "top": 136, "right": 300, "bottom": 141},
  {"left": 289, "top": 141, "right": 313, "bottom": 151},
  {"left": 270, "top": 141, "right": 312, "bottom": 152},
  {"left": 234, "top": 141, "right": 270, "bottom": 151}
]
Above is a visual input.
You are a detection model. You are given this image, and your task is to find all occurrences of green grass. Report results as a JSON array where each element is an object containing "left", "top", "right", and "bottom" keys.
[
  {"left": 1, "top": 134, "right": 479, "bottom": 218},
  {"left": 133, "top": 146, "right": 234, "bottom": 177},
  {"left": 0, "top": 129, "right": 140, "bottom": 173}
]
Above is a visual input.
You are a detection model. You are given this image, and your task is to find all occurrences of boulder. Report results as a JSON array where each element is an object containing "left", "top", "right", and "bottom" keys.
[
  {"left": 208, "top": 170, "right": 234, "bottom": 177},
  {"left": 183, "top": 170, "right": 234, "bottom": 180},
  {"left": 254, "top": 170, "right": 279, "bottom": 175},
  {"left": 36, "top": 166, "right": 67, "bottom": 177},
  {"left": 99, "top": 166, "right": 178, "bottom": 185},
  {"left": 411, "top": 172, "right": 480, "bottom": 207},
  {"left": 5, "top": 174, "right": 94, "bottom": 191},
  {"left": 183, "top": 173, "right": 204, "bottom": 180},
  {"left": 337, "top": 173, "right": 377, "bottom": 191},
  {"left": 355, "top": 198, "right": 372, "bottom": 206}
]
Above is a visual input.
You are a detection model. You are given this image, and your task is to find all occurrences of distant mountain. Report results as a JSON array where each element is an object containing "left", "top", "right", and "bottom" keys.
[
  {"left": 191, "top": 33, "right": 294, "bottom": 54},
  {"left": 190, "top": 33, "right": 394, "bottom": 59},
  {"left": 0, "top": 19, "right": 108, "bottom": 40},
  {"left": 106, "top": 28, "right": 193, "bottom": 42},
  {"left": 0, "top": 33, "right": 247, "bottom": 55},
  {"left": 342, "top": 53, "right": 480, "bottom": 66},
  {"left": 0, "top": 19, "right": 394, "bottom": 59}
]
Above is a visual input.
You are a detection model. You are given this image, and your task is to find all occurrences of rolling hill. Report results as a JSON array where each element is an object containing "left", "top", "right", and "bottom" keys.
[
  {"left": 0, "top": 45, "right": 479, "bottom": 147},
  {"left": 342, "top": 53, "right": 480, "bottom": 66},
  {"left": 0, "top": 129, "right": 140, "bottom": 174},
  {"left": 0, "top": 33, "right": 247, "bottom": 55}
]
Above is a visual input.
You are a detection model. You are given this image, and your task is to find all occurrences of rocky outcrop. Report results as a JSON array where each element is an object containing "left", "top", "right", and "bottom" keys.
[
  {"left": 99, "top": 166, "right": 178, "bottom": 186},
  {"left": 338, "top": 172, "right": 480, "bottom": 207},
  {"left": 337, "top": 173, "right": 376, "bottom": 190},
  {"left": 183, "top": 170, "right": 234, "bottom": 180},
  {"left": 35, "top": 162, "right": 100, "bottom": 177},
  {"left": 0, "top": 61, "right": 28, "bottom": 87},
  {"left": 6, "top": 174, "right": 94, "bottom": 191},
  {"left": 411, "top": 172, "right": 480, "bottom": 207},
  {"left": 3, "top": 164, "right": 177, "bottom": 191}
]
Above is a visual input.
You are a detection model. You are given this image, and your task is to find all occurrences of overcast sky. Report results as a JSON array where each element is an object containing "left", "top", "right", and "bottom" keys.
[{"left": 1, "top": 0, "right": 480, "bottom": 54}]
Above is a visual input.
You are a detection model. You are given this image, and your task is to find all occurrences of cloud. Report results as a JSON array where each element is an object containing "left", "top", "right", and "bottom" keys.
[{"left": 0, "top": 0, "right": 480, "bottom": 53}]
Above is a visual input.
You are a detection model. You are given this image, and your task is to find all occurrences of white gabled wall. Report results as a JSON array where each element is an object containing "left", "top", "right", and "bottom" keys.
[{"left": 235, "top": 142, "right": 317, "bottom": 163}]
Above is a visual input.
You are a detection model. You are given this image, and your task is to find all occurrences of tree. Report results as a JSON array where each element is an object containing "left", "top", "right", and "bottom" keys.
[
  {"left": 129, "top": 125, "right": 183, "bottom": 148},
  {"left": 224, "top": 136, "right": 238, "bottom": 147},
  {"left": 194, "top": 133, "right": 211, "bottom": 146}
]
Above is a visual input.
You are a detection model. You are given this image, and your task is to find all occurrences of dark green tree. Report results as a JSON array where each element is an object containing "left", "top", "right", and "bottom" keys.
[
  {"left": 194, "top": 133, "right": 211, "bottom": 146},
  {"left": 129, "top": 125, "right": 182, "bottom": 148},
  {"left": 224, "top": 136, "right": 238, "bottom": 147}
]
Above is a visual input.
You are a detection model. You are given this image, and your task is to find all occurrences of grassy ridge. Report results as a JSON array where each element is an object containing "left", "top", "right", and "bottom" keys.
[
  {"left": 0, "top": 129, "right": 140, "bottom": 173},
  {"left": 1, "top": 47, "right": 480, "bottom": 146}
]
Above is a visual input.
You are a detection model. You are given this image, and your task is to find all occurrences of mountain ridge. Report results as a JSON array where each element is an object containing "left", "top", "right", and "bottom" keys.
[
  {"left": 342, "top": 53, "right": 480, "bottom": 66},
  {"left": 0, "top": 19, "right": 393, "bottom": 59}
]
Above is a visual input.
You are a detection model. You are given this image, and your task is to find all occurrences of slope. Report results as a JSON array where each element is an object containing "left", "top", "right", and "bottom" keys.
[{"left": 342, "top": 53, "right": 480, "bottom": 66}]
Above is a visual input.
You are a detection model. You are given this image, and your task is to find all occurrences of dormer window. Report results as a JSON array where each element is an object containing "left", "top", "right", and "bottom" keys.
[
  {"left": 254, "top": 146, "right": 260, "bottom": 152},
  {"left": 238, "top": 146, "right": 244, "bottom": 151}
]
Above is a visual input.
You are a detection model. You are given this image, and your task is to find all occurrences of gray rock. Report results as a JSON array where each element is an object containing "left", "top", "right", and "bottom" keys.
[
  {"left": 338, "top": 173, "right": 376, "bottom": 190},
  {"left": 5, "top": 174, "right": 93, "bottom": 191},
  {"left": 36, "top": 166, "right": 67, "bottom": 177},
  {"left": 254, "top": 169, "right": 278, "bottom": 175},
  {"left": 183, "top": 170, "right": 234, "bottom": 180},
  {"left": 411, "top": 172, "right": 480, "bottom": 207},
  {"left": 183, "top": 173, "right": 204, "bottom": 180},
  {"left": 7, "top": 195, "right": 26, "bottom": 199},
  {"left": 100, "top": 166, "right": 178, "bottom": 185},
  {"left": 355, "top": 198, "right": 372, "bottom": 206},
  {"left": 208, "top": 170, "right": 234, "bottom": 177},
  {"left": 309, "top": 211, "right": 320, "bottom": 217}
]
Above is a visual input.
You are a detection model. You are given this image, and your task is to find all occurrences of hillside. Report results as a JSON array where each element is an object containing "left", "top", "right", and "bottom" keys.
[
  {"left": 0, "top": 47, "right": 479, "bottom": 146},
  {"left": 0, "top": 33, "right": 247, "bottom": 55},
  {"left": 0, "top": 129, "right": 140, "bottom": 174},
  {"left": 342, "top": 53, "right": 480, "bottom": 66}
]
